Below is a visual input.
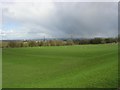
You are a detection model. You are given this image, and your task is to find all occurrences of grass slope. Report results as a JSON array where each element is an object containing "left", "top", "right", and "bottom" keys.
[{"left": 3, "top": 44, "right": 118, "bottom": 88}]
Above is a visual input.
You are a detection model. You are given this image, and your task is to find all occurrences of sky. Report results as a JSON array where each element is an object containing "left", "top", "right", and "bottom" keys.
[{"left": 0, "top": 1, "right": 118, "bottom": 40}]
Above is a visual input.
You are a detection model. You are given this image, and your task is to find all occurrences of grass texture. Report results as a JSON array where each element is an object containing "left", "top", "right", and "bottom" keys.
[{"left": 2, "top": 44, "right": 118, "bottom": 88}]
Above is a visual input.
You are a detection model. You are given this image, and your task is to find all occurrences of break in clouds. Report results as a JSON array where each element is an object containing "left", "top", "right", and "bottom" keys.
[{"left": 1, "top": 2, "right": 118, "bottom": 40}]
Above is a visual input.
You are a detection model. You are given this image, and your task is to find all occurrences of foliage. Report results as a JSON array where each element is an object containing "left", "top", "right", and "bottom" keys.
[{"left": 1, "top": 37, "right": 118, "bottom": 48}]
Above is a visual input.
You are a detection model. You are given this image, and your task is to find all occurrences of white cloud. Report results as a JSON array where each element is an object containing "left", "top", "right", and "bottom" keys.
[
  {"left": 3, "top": 2, "right": 55, "bottom": 22},
  {"left": 1, "top": 2, "right": 118, "bottom": 40}
]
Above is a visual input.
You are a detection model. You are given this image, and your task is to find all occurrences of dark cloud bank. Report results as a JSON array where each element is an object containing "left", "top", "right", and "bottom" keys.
[{"left": 3, "top": 2, "right": 118, "bottom": 39}]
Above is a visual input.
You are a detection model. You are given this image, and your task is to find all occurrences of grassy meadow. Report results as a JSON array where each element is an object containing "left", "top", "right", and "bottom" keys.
[{"left": 2, "top": 44, "right": 118, "bottom": 88}]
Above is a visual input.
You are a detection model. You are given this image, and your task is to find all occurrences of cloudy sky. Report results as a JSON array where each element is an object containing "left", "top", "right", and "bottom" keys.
[{"left": 1, "top": 2, "right": 118, "bottom": 40}]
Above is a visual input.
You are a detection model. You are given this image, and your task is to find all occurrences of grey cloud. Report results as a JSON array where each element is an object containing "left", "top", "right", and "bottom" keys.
[
  {"left": 2, "top": 2, "right": 118, "bottom": 39},
  {"left": 32, "top": 2, "right": 118, "bottom": 38}
]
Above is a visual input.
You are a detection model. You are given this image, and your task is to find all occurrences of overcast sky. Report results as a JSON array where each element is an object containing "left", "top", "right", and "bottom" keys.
[{"left": 1, "top": 2, "right": 118, "bottom": 40}]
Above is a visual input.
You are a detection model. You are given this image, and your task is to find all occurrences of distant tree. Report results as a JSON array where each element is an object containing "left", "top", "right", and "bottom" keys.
[
  {"left": 79, "top": 39, "right": 90, "bottom": 44},
  {"left": 1, "top": 37, "right": 118, "bottom": 48},
  {"left": 90, "top": 38, "right": 103, "bottom": 44},
  {"left": 66, "top": 40, "right": 74, "bottom": 45},
  {"left": 101, "top": 38, "right": 106, "bottom": 44},
  {"left": 105, "top": 38, "right": 115, "bottom": 43},
  {"left": 28, "top": 41, "right": 37, "bottom": 47},
  {"left": 15, "top": 42, "right": 23, "bottom": 47},
  {"left": 22, "top": 42, "right": 29, "bottom": 47},
  {"left": 49, "top": 40, "right": 56, "bottom": 46},
  {"left": 8, "top": 41, "right": 17, "bottom": 48}
]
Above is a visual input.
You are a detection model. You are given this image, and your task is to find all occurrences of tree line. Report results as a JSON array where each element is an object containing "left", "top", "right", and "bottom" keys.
[{"left": 1, "top": 37, "right": 118, "bottom": 48}]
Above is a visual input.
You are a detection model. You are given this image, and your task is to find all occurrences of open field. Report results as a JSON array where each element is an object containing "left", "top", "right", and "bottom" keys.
[{"left": 3, "top": 44, "right": 118, "bottom": 88}]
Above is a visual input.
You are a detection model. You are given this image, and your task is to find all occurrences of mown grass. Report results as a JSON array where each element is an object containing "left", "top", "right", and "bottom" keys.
[{"left": 2, "top": 44, "right": 118, "bottom": 88}]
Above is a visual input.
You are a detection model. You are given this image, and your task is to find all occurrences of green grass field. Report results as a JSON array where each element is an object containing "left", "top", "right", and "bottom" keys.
[{"left": 3, "top": 44, "right": 118, "bottom": 88}]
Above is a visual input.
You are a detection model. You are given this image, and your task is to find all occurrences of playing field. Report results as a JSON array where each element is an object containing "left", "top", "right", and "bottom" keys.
[{"left": 2, "top": 44, "right": 118, "bottom": 88}]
